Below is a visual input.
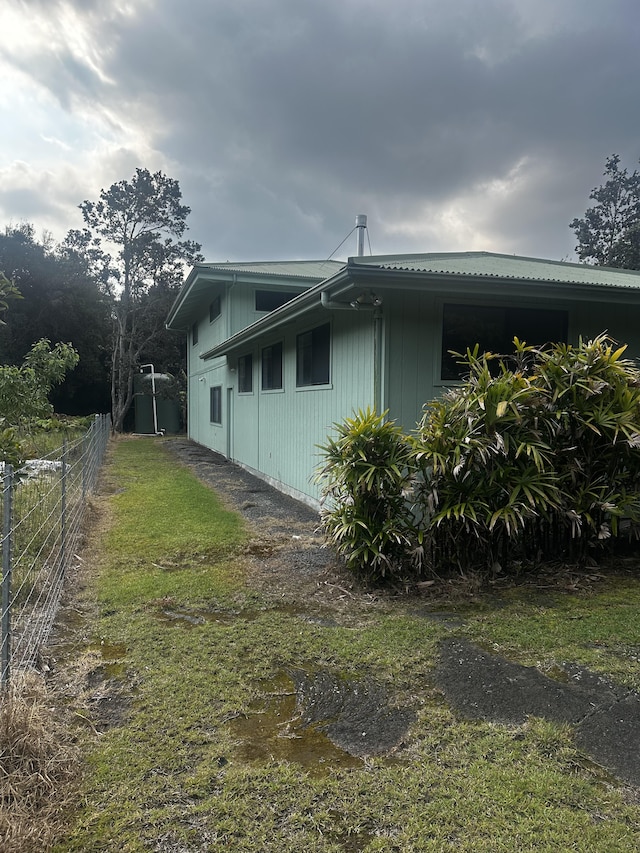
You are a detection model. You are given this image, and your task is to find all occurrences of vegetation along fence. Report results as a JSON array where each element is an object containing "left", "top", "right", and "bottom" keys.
[{"left": 1, "top": 414, "right": 110, "bottom": 685}]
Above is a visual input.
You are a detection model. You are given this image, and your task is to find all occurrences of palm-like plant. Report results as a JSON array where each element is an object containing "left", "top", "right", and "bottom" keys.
[
  {"left": 415, "top": 335, "right": 640, "bottom": 572},
  {"left": 317, "top": 408, "right": 416, "bottom": 578},
  {"left": 318, "top": 336, "right": 640, "bottom": 581}
]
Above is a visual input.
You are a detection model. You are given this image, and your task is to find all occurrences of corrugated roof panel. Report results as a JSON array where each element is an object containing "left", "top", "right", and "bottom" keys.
[
  {"left": 197, "top": 260, "right": 345, "bottom": 278},
  {"left": 352, "top": 252, "right": 640, "bottom": 289}
]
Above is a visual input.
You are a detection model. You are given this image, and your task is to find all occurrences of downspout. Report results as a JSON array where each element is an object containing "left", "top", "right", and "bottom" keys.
[
  {"left": 225, "top": 274, "right": 237, "bottom": 340},
  {"left": 373, "top": 307, "right": 383, "bottom": 414}
]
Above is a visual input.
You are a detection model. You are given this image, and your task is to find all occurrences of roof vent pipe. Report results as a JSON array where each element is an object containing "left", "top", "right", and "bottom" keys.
[{"left": 355, "top": 214, "right": 367, "bottom": 257}]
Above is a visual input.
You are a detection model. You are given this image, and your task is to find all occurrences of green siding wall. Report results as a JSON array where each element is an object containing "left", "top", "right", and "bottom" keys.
[
  {"left": 384, "top": 290, "right": 440, "bottom": 433},
  {"left": 189, "top": 286, "right": 640, "bottom": 508},
  {"left": 383, "top": 291, "right": 640, "bottom": 436},
  {"left": 212, "top": 309, "right": 376, "bottom": 505}
]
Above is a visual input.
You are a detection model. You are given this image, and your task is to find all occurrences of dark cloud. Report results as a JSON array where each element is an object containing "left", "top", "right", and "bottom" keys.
[{"left": 1, "top": 0, "right": 639, "bottom": 261}]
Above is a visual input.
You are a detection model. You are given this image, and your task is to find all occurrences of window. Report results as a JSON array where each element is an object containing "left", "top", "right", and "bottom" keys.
[
  {"left": 209, "top": 295, "right": 221, "bottom": 322},
  {"left": 192, "top": 321, "right": 199, "bottom": 346},
  {"left": 441, "top": 303, "right": 568, "bottom": 381},
  {"left": 296, "top": 323, "right": 330, "bottom": 386},
  {"left": 238, "top": 353, "right": 253, "bottom": 393},
  {"left": 262, "top": 342, "right": 283, "bottom": 390},
  {"left": 255, "top": 290, "right": 304, "bottom": 312},
  {"left": 210, "top": 386, "right": 222, "bottom": 424}
]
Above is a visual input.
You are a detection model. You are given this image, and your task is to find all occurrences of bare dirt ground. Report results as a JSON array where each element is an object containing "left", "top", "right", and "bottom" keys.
[{"left": 163, "top": 437, "right": 386, "bottom": 618}]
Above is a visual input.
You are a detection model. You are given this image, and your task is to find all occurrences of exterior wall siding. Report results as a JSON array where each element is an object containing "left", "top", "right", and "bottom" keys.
[
  {"left": 195, "top": 308, "right": 376, "bottom": 506},
  {"left": 383, "top": 291, "right": 640, "bottom": 436},
  {"left": 384, "top": 290, "right": 440, "bottom": 433},
  {"left": 187, "top": 277, "right": 640, "bottom": 509}
]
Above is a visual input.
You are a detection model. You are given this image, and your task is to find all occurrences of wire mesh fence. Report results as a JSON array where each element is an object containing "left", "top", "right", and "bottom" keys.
[{"left": 1, "top": 414, "right": 110, "bottom": 685}]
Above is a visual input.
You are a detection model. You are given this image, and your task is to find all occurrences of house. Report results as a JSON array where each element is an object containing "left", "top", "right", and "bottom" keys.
[{"left": 166, "top": 251, "right": 640, "bottom": 508}]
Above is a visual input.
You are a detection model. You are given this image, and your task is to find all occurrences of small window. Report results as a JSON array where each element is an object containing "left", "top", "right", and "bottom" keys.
[
  {"left": 210, "top": 386, "right": 222, "bottom": 424},
  {"left": 441, "top": 303, "right": 568, "bottom": 380},
  {"left": 255, "top": 290, "right": 303, "bottom": 312},
  {"left": 296, "top": 323, "right": 330, "bottom": 387},
  {"left": 192, "top": 321, "right": 199, "bottom": 346},
  {"left": 209, "top": 295, "right": 221, "bottom": 323},
  {"left": 262, "top": 342, "right": 283, "bottom": 390},
  {"left": 238, "top": 353, "right": 253, "bottom": 393}
]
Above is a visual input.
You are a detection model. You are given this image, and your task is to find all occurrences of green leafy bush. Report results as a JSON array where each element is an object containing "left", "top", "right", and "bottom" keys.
[
  {"left": 0, "top": 421, "right": 23, "bottom": 469},
  {"left": 317, "top": 408, "right": 417, "bottom": 578},
  {"left": 0, "top": 339, "right": 79, "bottom": 466},
  {"left": 413, "top": 342, "right": 559, "bottom": 573},
  {"left": 319, "top": 336, "right": 640, "bottom": 582},
  {"left": 416, "top": 334, "right": 640, "bottom": 573}
]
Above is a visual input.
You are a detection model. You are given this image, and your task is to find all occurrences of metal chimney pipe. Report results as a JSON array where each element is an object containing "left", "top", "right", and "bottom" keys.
[{"left": 355, "top": 214, "right": 367, "bottom": 256}]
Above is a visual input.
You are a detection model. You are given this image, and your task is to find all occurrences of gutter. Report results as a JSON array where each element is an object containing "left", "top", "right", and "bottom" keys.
[
  {"left": 200, "top": 291, "right": 323, "bottom": 360},
  {"left": 320, "top": 289, "right": 383, "bottom": 311}
]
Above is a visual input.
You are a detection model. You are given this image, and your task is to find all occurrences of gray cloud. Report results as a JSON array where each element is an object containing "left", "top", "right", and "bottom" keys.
[{"left": 1, "top": 0, "right": 639, "bottom": 261}]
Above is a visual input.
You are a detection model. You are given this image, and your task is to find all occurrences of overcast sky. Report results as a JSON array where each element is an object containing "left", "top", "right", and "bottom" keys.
[{"left": 0, "top": 0, "right": 638, "bottom": 263}]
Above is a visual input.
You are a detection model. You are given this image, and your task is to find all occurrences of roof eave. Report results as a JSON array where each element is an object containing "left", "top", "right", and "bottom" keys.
[
  {"left": 200, "top": 268, "right": 354, "bottom": 359},
  {"left": 197, "top": 263, "right": 640, "bottom": 359},
  {"left": 166, "top": 261, "right": 346, "bottom": 331}
]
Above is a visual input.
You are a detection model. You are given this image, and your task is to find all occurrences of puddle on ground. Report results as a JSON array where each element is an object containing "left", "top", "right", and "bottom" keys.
[
  {"left": 154, "top": 603, "right": 339, "bottom": 629},
  {"left": 155, "top": 608, "right": 259, "bottom": 627},
  {"left": 96, "top": 639, "right": 128, "bottom": 660},
  {"left": 227, "top": 669, "right": 413, "bottom": 774},
  {"left": 228, "top": 671, "right": 363, "bottom": 773}
]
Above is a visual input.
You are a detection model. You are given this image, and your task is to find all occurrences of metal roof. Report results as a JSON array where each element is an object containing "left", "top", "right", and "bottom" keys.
[
  {"left": 166, "top": 259, "right": 345, "bottom": 329},
  {"left": 350, "top": 252, "right": 640, "bottom": 289},
  {"left": 193, "top": 259, "right": 345, "bottom": 279}
]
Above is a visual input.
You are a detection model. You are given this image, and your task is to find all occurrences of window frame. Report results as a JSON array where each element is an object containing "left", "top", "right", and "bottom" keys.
[
  {"left": 237, "top": 353, "right": 254, "bottom": 394},
  {"left": 261, "top": 341, "right": 283, "bottom": 391},
  {"left": 255, "top": 289, "right": 304, "bottom": 313},
  {"left": 209, "top": 295, "right": 221, "bottom": 323},
  {"left": 437, "top": 300, "right": 569, "bottom": 383},
  {"left": 296, "top": 322, "right": 331, "bottom": 388},
  {"left": 209, "top": 385, "right": 222, "bottom": 424},
  {"left": 191, "top": 321, "right": 199, "bottom": 346}
]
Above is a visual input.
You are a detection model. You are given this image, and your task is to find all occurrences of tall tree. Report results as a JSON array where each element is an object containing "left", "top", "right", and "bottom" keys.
[
  {"left": 570, "top": 154, "right": 640, "bottom": 269},
  {"left": 76, "top": 169, "right": 202, "bottom": 432},
  {"left": 0, "top": 224, "right": 111, "bottom": 414}
]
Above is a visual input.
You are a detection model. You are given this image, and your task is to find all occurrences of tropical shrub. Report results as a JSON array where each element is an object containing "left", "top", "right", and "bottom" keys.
[
  {"left": 317, "top": 408, "right": 417, "bottom": 578},
  {"left": 416, "top": 335, "right": 640, "bottom": 573},
  {"left": 413, "top": 342, "right": 559, "bottom": 573},
  {"left": 319, "top": 336, "right": 640, "bottom": 582}
]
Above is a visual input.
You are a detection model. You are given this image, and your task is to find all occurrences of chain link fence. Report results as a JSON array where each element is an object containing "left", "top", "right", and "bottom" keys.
[{"left": 1, "top": 414, "right": 110, "bottom": 685}]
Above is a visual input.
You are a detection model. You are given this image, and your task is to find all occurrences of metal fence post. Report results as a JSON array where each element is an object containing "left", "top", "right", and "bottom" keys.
[
  {"left": 61, "top": 441, "right": 67, "bottom": 573},
  {"left": 82, "top": 428, "right": 88, "bottom": 502},
  {"left": 1, "top": 465, "right": 13, "bottom": 687}
]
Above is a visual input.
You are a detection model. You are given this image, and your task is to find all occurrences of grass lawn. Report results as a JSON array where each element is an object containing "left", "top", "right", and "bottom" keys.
[{"left": 53, "top": 438, "right": 640, "bottom": 852}]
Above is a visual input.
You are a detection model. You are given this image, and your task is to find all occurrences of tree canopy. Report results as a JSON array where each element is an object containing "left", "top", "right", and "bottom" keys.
[
  {"left": 570, "top": 154, "right": 640, "bottom": 269},
  {"left": 0, "top": 270, "right": 21, "bottom": 323},
  {"left": 0, "top": 224, "right": 111, "bottom": 414},
  {"left": 75, "top": 168, "right": 202, "bottom": 432}
]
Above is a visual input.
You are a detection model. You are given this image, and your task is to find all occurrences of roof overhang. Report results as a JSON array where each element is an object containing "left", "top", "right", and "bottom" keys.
[
  {"left": 198, "top": 255, "right": 640, "bottom": 360},
  {"left": 166, "top": 260, "right": 345, "bottom": 331}
]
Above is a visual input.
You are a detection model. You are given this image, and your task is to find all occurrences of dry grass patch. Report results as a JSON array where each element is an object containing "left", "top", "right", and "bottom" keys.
[{"left": 0, "top": 674, "right": 81, "bottom": 853}]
